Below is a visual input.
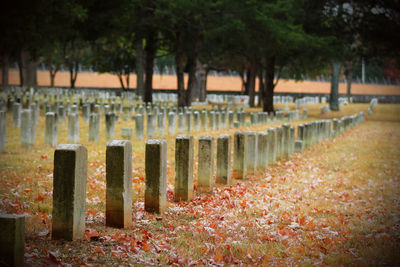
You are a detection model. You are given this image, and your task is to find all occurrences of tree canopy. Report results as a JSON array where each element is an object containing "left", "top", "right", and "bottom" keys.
[{"left": 1, "top": 0, "right": 399, "bottom": 109}]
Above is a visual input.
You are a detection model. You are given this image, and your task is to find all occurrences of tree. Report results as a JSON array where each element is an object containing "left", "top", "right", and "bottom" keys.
[{"left": 92, "top": 36, "right": 136, "bottom": 90}]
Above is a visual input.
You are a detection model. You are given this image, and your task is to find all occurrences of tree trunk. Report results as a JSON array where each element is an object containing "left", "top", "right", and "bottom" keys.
[
  {"left": 330, "top": 61, "right": 342, "bottom": 111},
  {"left": 70, "top": 62, "right": 79, "bottom": 88},
  {"left": 48, "top": 50, "right": 60, "bottom": 87},
  {"left": 21, "top": 51, "right": 37, "bottom": 87},
  {"left": 176, "top": 30, "right": 186, "bottom": 107},
  {"left": 247, "top": 58, "right": 257, "bottom": 107},
  {"left": 126, "top": 73, "right": 130, "bottom": 90},
  {"left": 18, "top": 56, "right": 24, "bottom": 86},
  {"left": 1, "top": 53, "right": 9, "bottom": 87},
  {"left": 191, "top": 60, "right": 205, "bottom": 102},
  {"left": 199, "top": 67, "right": 209, "bottom": 102},
  {"left": 117, "top": 74, "right": 126, "bottom": 90},
  {"left": 135, "top": 38, "right": 145, "bottom": 99},
  {"left": 257, "top": 67, "right": 264, "bottom": 107},
  {"left": 144, "top": 31, "right": 156, "bottom": 103},
  {"left": 263, "top": 56, "right": 275, "bottom": 113},
  {"left": 345, "top": 62, "right": 354, "bottom": 98},
  {"left": 185, "top": 34, "right": 200, "bottom": 107}
]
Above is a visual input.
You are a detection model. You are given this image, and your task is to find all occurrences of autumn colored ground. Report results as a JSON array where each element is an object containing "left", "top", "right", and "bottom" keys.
[
  {"left": 0, "top": 103, "right": 400, "bottom": 265},
  {"left": 6, "top": 69, "right": 400, "bottom": 95}
]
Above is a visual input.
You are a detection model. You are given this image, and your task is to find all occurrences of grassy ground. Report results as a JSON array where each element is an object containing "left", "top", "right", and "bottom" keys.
[{"left": 0, "top": 103, "right": 399, "bottom": 265}]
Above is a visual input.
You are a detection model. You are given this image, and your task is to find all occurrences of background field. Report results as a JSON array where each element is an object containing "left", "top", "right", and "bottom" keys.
[{"left": 6, "top": 70, "right": 400, "bottom": 95}]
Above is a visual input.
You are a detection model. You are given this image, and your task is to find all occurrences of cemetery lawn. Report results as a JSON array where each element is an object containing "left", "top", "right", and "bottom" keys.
[{"left": 1, "top": 103, "right": 400, "bottom": 265}]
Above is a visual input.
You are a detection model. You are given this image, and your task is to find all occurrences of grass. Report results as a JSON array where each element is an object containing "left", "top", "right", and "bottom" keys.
[{"left": 1, "top": 102, "right": 400, "bottom": 265}]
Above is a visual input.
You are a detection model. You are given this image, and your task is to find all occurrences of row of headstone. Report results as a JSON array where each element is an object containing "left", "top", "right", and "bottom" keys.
[
  {"left": 0, "top": 105, "right": 308, "bottom": 152},
  {"left": 0, "top": 111, "right": 367, "bottom": 266},
  {"left": 273, "top": 96, "right": 294, "bottom": 104},
  {"left": 295, "top": 96, "right": 320, "bottom": 108},
  {"left": 297, "top": 112, "right": 365, "bottom": 150}
]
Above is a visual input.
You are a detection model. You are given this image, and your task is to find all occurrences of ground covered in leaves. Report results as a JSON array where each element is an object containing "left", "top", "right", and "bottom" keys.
[{"left": 1, "top": 103, "right": 399, "bottom": 266}]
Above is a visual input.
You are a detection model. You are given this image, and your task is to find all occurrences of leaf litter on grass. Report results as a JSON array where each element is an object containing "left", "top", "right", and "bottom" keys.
[{"left": 1, "top": 104, "right": 400, "bottom": 265}]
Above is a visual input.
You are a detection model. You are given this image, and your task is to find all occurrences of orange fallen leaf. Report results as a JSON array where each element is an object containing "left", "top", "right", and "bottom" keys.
[
  {"left": 214, "top": 251, "right": 224, "bottom": 263},
  {"left": 85, "top": 228, "right": 99, "bottom": 241}
]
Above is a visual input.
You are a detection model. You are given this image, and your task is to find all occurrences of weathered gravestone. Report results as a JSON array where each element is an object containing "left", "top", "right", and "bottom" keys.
[
  {"left": 12, "top": 102, "right": 21, "bottom": 128},
  {"left": 0, "top": 214, "right": 25, "bottom": 267},
  {"left": 174, "top": 135, "right": 194, "bottom": 202},
  {"left": 257, "top": 132, "right": 268, "bottom": 170},
  {"left": 45, "top": 112, "right": 58, "bottom": 146},
  {"left": 267, "top": 128, "right": 277, "bottom": 164},
  {"left": 145, "top": 140, "right": 167, "bottom": 213},
  {"left": 233, "top": 132, "right": 248, "bottom": 179},
  {"left": 121, "top": 128, "right": 132, "bottom": 140},
  {"left": 246, "top": 132, "right": 257, "bottom": 174},
  {"left": 167, "top": 112, "right": 176, "bottom": 135},
  {"left": 197, "top": 136, "right": 214, "bottom": 193},
  {"left": 106, "top": 140, "right": 132, "bottom": 228},
  {"left": 89, "top": 113, "right": 100, "bottom": 142},
  {"left": 21, "top": 109, "right": 34, "bottom": 147},
  {"left": 147, "top": 113, "right": 156, "bottom": 138},
  {"left": 216, "top": 134, "right": 231, "bottom": 185},
  {"left": 135, "top": 114, "right": 144, "bottom": 140},
  {"left": 52, "top": 144, "right": 87, "bottom": 240},
  {"left": 105, "top": 113, "right": 115, "bottom": 140},
  {"left": 68, "top": 113, "right": 79, "bottom": 143}
]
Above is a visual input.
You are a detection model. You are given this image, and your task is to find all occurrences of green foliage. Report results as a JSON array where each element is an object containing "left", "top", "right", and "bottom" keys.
[{"left": 92, "top": 36, "right": 136, "bottom": 76}]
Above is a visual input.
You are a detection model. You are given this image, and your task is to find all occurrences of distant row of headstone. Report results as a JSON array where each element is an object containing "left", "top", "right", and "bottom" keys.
[
  {"left": 0, "top": 110, "right": 365, "bottom": 266},
  {"left": 0, "top": 92, "right": 309, "bottom": 152}
]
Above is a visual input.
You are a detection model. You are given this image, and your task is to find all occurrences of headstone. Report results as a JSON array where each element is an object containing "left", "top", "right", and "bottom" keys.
[
  {"left": 257, "top": 132, "right": 268, "bottom": 170},
  {"left": 197, "top": 136, "right": 214, "bottom": 193},
  {"left": 267, "top": 128, "right": 276, "bottom": 163},
  {"left": 294, "top": 140, "right": 304, "bottom": 153},
  {"left": 30, "top": 102, "right": 39, "bottom": 127},
  {"left": 68, "top": 113, "right": 79, "bottom": 143},
  {"left": 106, "top": 140, "right": 132, "bottom": 228},
  {"left": 135, "top": 114, "right": 144, "bottom": 140},
  {"left": 167, "top": 112, "right": 176, "bottom": 135},
  {"left": 228, "top": 111, "right": 234, "bottom": 128},
  {"left": 174, "top": 135, "right": 194, "bottom": 202},
  {"left": 89, "top": 113, "right": 100, "bottom": 142},
  {"left": 0, "top": 111, "right": 6, "bottom": 152},
  {"left": 289, "top": 127, "right": 295, "bottom": 154},
  {"left": 147, "top": 113, "right": 156, "bottom": 138},
  {"left": 121, "top": 128, "right": 132, "bottom": 140},
  {"left": 82, "top": 104, "right": 90, "bottom": 123},
  {"left": 185, "top": 112, "right": 192, "bottom": 132},
  {"left": 45, "top": 112, "right": 58, "bottom": 146},
  {"left": 157, "top": 113, "right": 165, "bottom": 137},
  {"left": 246, "top": 132, "right": 257, "bottom": 174},
  {"left": 215, "top": 112, "right": 220, "bottom": 130},
  {"left": 0, "top": 214, "right": 25, "bottom": 267},
  {"left": 20, "top": 109, "right": 33, "bottom": 147},
  {"left": 52, "top": 144, "right": 87, "bottom": 240},
  {"left": 216, "top": 134, "right": 231, "bottom": 185},
  {"left": 200, "top": 110, "right": 207, "bottom": 131},
  {"left": 209, "top": 111, "right": 215, "bottom": 130},
  {"left": 177, "top": 113, "right": 185, "bottom": 134},
  {"left": 105, "top": 112, "right": 115, "bottom": 140},
  {"left": 282, "top": 124, "right": 290, "bottom": 159},
  {"left": 276, "top": 127, "right": 283, "bottom": 160},
  {"left": 145, "top": 140, "right": 167, "bottom": 213},
  {"left": 12, "top": 103, "right": 21, "bottom": 128},
  {"left": 58, "top": 105, "right": 66, "bottom": 125},
  {"left": 193, "top": 111, "right": 200, "bottom": 132},
  {"left": 233, "top": 132, "right": 247, "bottom": 179}
]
